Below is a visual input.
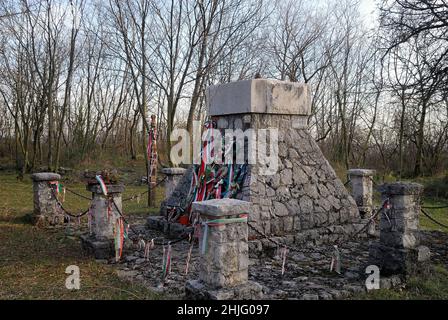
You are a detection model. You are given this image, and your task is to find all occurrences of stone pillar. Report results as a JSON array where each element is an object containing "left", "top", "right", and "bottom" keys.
[
  {"left": 161, "top": 167, "right": 187, "bottom": 199},
  {"left": 369, "top": 182, "right": 430, "bottom": 280},
  {"left": 185, "top": 199, "right": 262, "bottom": 300},
  {"left": 80, "top": 184, "right": 125, "bottom": 259},
  {"left": 31, "top": 172, "right": 64, "bottom": 226},
  {"left": 348, "top": 169, "right": 375, "bottom": 218}
]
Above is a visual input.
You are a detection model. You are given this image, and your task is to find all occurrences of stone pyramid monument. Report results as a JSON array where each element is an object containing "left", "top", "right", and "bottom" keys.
[{"left": 159, "top": 79, "right": 362, "bottom": 255}]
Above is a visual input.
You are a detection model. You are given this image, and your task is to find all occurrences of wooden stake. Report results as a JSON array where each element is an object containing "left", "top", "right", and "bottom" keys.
[{"left": 147, "top": 115, "right": 157, "bottom": 207}]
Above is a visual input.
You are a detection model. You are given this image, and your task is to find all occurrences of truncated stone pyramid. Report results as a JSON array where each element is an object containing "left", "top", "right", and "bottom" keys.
[{"left": 161, "top": 79, "right": 362, "bottom": 253}]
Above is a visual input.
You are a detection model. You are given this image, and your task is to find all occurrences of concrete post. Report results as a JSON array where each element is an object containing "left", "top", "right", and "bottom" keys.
[
  {"left": 348, "top": 169, "right": 375, "bottom": 218},
  {"left": 87, "top": 184, "right": 125, "bottom": 240},
  {"left": 80, "top": 184, "right": 125, "bottom": 259},
  {"left": 369, "top": 182, "right": 430, "bottom": 280},
  {"left": 31, "top": 172, "right": 64, "bottom": 226},
  {"left": 185, "top": 198, "right": 262, "bottom": 300},
  {"left": 161, "top": 167, "right": 187, "bottom": 199},
  {"left": 348, "top": 169, "right": 376, "bottom": 237}
]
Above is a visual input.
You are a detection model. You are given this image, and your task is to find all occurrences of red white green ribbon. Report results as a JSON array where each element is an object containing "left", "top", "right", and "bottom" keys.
[
  {"left": 162, "top": 243, "right": 172, "bottom": 281},
  {"left": 95, "top": 175, "right": 108, "bottom": 196},
  {"left": 114, "top": 217, "right": 124, "bottom": 262}
]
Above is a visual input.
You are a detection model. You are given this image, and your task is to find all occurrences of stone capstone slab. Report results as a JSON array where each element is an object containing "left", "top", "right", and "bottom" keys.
[
  {"left": 207, "top": 79, "right": 311, "bottom": 116},
  {"left": 192, "top": 199, "right": 252, "bottom": 217},
  {"left": 31, "top": 172, "right": 61, "bottom": 181},
  {"left": 347, "top": 169, "right": 376, "bottom": 177},
  {"left": 161, "top": 167, "right": 187, "bottom": 175},
  {"left": 378, "top": 182, "right": 423, "bottom": 195}
]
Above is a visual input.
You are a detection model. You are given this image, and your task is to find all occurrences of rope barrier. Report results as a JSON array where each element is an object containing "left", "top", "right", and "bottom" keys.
[
  {"left": 421, "top": 208, "right": 448, "bottom": 230},
  {"left": 247, "top": 222, "right": 328, "bottom": 256},
  {"left": 122, "top": 176, "right": 168, "bottom": 202},
  {"left": 50, "top": 185, "right": 91, "bottom": 218},
  {"left": 65, "top": 187, "right": 92, "bottom": 200},
  {"left": 49, "top": 177, "right": 188, "bottom": 245},
  {"left": 248, "top": 199, "right": 388, "bottom": 260},
  {"left": 48, "top": 174, "right": 168, "bottom": 220},
  {"left": 369, "top": 176, "right": 380, "bottom": 187},
  {"left": 421, "top": 204, "right": 448, "bottom": 209},
  {"left": 109, "top": 196, "right": 189, "bottom": 246},
  {"left": 62, "top": 177, "right": 167, "bottom": 203},
  {"left": 335, "top": 202, "right": 386, "bottom": 246}
]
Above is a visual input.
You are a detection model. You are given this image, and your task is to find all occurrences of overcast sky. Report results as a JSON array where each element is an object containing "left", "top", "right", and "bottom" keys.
[{"left": 359, "top": 0, "right": 379, "bottom": 28}]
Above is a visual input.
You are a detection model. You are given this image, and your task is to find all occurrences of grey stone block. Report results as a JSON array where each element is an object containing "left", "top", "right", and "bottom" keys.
[
  {"left": 207, "top": 79, "right": 311, "bottom": 116},
  {"left": 192, "top": 199, "right": 251, "bottom": 217},
  {"left": 31, "top": 172, "right": 61, "bottom": 181},
  {"left": 347, "top": 169, "right": 376, "bottom": 177},
  {"left": 417, "top": 245, "right": 431, "bottom": 262},
  {"left": 80, "top": 234, "right": 114, "bottom": 259},
  {"left": 161, "top": 167, "right": 187, "bottom": 175},
  {"left": 147, "top": 215, "right": 163, "bottom": 229},
  {"left": 378, "top": 182, "right": 423, "bottom": 196}
]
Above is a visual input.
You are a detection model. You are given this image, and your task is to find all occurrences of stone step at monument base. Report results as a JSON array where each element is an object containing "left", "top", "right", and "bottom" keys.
[
  {"left": 368, "top": 243, "right": 431, "bottom": 278},
  {"left": 80, "top": 234, "right": 115, "bottom": 259},
  {"left": 147, "top": 216, "right": 193, "bottom": 239},
  {"left": 147, "top": 217, "right": 372, "bottom": 257},
  {"left": 185, "top": 279, "right": 263, "bottom": 300},
  {"left": 248, "top": 222, "right": 372, "bottom": 258},
  {"left": 80, "top": 234, "right": 133, "bottom": 260}
]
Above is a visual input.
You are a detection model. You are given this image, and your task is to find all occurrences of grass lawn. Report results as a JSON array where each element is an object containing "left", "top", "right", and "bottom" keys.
[
  {"left": 0, "top": 172, "right": 164, "bottom": 299},
  {"left": 419, "top": 198, "right": 448, "bottom": 232},
  {"left": 357, "top": 265, "right": 448, "bottom": 300}
]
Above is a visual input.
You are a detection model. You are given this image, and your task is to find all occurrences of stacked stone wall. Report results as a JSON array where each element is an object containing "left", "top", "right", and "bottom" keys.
[{"left": 213, "top": 114, "right": 360, "bottom": 253}]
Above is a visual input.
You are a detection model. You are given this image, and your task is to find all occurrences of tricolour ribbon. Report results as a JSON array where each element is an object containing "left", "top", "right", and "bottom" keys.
[
  {"left": 162, "top": 242, "right": 172, "bottom": 281},
  {"left": 95, "top": 175, "right": 108, "bottom": 196},
  {"left": 114, "top": 217, "right": 125, "bottom": 262}
]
